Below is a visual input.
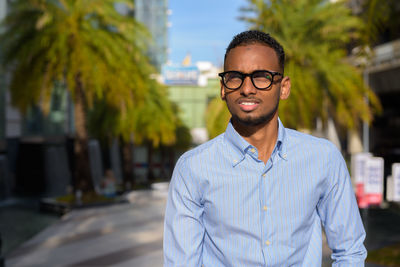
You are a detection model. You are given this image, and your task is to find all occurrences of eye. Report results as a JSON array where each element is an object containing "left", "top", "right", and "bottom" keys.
[
  {"left": 253, "top": 71, "right": 272, "bottom": 82},
  {"left": 225, "top": 72, "right": 242, "bottom": 82}
]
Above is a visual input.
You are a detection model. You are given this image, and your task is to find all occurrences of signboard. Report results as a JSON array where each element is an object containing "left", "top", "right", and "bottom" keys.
[
  {"left": 364, "top": 157, "right": 384, "bottom": 206},
  {"left": 162, "top": 66, "right": 199, "bottom": 85},
  {"left": 387, "top": 175, "right": 393, "bottom": 201},
  {"left": 393, "top": 163, "right": 400, "bottom": 202},
  {"left": 351, "top": 153, "right": 371, "bottom": 207}
]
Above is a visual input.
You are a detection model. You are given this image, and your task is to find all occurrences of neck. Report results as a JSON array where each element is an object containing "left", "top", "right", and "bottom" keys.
[{"left": 232, "top": 115, "right": 279, "bottom": 164}]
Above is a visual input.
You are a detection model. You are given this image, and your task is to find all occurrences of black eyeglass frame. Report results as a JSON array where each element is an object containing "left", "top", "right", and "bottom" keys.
[{"left": 218, "top": 70, "right": 283, "bottom": 90}]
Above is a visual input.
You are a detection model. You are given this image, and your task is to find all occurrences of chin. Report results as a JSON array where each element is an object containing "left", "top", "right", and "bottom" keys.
[{"left": 233, "top": 113, "right": 275, "bottom": 127}]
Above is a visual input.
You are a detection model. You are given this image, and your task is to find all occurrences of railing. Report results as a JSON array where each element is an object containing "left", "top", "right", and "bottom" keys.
[{"left": 368, "top": 39, "right": 400, "bottom": 73}]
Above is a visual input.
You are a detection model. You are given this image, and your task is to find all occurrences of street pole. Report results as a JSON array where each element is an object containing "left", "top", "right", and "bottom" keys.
[
  {"left": 362, "top": 69, "right": 371, "bottom": 223},
  {"left": 363, "top": 70, "right": 370, "bottom": 153}
]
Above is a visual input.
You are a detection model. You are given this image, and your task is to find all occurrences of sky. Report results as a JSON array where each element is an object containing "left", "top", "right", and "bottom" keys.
[{"left": 168, "top": 0, "right": 249, "bottom": 68}]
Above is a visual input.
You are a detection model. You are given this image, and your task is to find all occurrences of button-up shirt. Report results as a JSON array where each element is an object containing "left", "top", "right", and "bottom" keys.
[{"left": 164, "top": 119, "right": 367, "bottom": 266}]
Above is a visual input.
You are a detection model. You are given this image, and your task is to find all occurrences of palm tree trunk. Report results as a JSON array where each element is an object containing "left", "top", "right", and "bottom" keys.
[{"left": 73, "top": 74, "right": 93, "bottom": 192}]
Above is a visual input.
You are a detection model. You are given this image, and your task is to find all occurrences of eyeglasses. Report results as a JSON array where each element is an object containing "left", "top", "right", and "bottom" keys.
[{"left": 218, "top": 70, "right": 283, "bottom": 90}]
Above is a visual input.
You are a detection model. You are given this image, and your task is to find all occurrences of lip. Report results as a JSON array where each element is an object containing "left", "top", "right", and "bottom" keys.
[{"left": 237, "top": 99, "right": 260, "bottom": 112}]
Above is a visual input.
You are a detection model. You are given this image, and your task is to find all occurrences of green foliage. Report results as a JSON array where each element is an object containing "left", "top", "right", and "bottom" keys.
[
  {"left": 170, "top": 103, "right": 192, "bottom": 150},
  {"left": 367, "top": 242, "right": 400, "bottom": 266},
  {"left": 56, "top": 192, "right": 114, "bottom": 205},
  {"left": 88, "top": 79, "right": 189, "bottom": 148},
  {"left": 174, "top": 122, "right": 192, "bottom": 150},
  {"left": 0, "top": 0, "right": 153, "bottom": 115},
  {"left": 238, "top": 0, "right": 381, "bottom": 130},
  {"left": 360, "top": 0, "right": 400, "bottom": 45},
  {"left": 130, "top": 80, "right": 178, "bottom": 147},
  {"left": 131, "top": 83, "right": 191, "bottom": 149},
  {"left": 205, "top": 96, "right": 230, "bottom": 139}
]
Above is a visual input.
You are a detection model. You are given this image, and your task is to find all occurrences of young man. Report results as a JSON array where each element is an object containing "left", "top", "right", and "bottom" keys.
[{"left": 164, "top": 30, "right": 366, "bottom": 266}]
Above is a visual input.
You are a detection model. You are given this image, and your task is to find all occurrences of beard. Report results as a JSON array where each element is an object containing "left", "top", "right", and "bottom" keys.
[
  {"left": 231, "top": 106, "right": 277, "bottom": 126},
  {"left": 227, "top": 96, "right": 280, "bottom": 127}
]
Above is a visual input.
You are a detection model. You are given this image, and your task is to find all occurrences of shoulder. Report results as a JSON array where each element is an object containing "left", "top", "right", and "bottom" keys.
[
  {"left": 176, "top": 133, "right": 226, "bottom": 167},
  {"left": 284, "top": 128, "right": 348, "bottom": 186},
  {"left": 285, "top": 128, "right": 341, "bottom": 158},
  {"left": 171, "top": 134, "right": 225, "bottom": 195}
]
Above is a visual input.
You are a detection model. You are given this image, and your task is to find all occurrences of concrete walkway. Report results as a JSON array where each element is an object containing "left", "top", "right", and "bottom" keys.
[{"left": 6, "top": 189, "right": 167, "bottom": 267}]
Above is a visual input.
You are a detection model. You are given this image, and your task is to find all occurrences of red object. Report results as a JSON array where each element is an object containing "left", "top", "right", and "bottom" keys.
[
  {"left": 356, "top": 183, "right": 382, "bottom": 208},
  {"left": 356, "top": 183, "right": 368, "bottom": 208}
]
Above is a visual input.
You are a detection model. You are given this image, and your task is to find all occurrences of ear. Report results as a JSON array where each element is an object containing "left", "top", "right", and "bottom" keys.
[
  {"left": 279, "top": 76, "right": 291, "bottom": 100},
  {"left": 220, "top": 80, "right": 226, "bottom": 101}
]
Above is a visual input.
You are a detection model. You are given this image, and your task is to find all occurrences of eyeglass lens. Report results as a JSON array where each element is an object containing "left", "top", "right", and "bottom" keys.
[{"left": 223, "top": 71, "right": 273, "bottom": 90}]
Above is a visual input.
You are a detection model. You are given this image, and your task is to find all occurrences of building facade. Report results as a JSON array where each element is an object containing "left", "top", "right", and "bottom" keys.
[
  {"left": 349, "top": 0, "right": 400, "bottom": 198},
  {"left": 163, "top": 61, "right": 221, "bottom": 144},
  {"left": 134, "top": 0, "right": 169, "bottom": 71},
  {"left": 367, "top": 39, "right": 400, "bottom": 180}
]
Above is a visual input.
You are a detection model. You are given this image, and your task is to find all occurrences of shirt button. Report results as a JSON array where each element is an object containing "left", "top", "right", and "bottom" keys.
[
  {"left": 250, "top": 148, "right": 255, "bottom": 153},
  {"left": 233, "top": 159, "right": 238, "bottom": 163},
  {"left": 265, "top": 240, "right": 271, "bottom": 246},
  {"left": 263, "top": 206, "right": 268, "bottom": 211},
  {"left": 262, "top": 174, "right": 266, "bottom": 177}
]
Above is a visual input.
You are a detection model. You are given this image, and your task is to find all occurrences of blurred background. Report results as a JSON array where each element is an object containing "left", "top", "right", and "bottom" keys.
[{"left": 0, "top": 0, "right": 399, "bottom": 266}]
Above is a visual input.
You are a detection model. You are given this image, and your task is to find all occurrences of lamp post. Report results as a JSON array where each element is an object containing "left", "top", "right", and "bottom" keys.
[{"left": 363, "top": 70, "right": 370, "bottom": 153}]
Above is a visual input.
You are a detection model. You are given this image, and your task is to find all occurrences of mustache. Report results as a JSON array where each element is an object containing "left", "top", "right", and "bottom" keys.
[{"left": 236, "top": 97, "right": 262, "bottom": 103}]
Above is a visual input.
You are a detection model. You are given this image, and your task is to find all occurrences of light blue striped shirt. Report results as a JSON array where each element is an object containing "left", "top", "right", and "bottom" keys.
[{"left": 164, "top": 119, "right": 367, "bottom": 266}]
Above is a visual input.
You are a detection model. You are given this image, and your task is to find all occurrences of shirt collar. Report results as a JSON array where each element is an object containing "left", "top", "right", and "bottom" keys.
[
  {"left": 224, "top": 121, "right": 250, "bottom": 166},
  {"left": 277, "top": 118, "right": 288, "bottom": 161},
  {"left": 224, "top": 118, "right": 288, "bottom": 166}
]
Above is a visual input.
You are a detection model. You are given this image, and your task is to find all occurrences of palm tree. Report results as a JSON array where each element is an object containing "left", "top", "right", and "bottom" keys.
[
  {"left": 206, "top": 0, "right": 381, "bottom": 139},
  {"left": 0, "top": 0, "right": 154, "bottom": 192},
  {"left": 244, "top": 0, "right": 381, "bottom": 129},
  {"left": 131, "top": 80, "right": 178, "bottom": 181},
  {"left": 359, "top": 0, "right": 400, "bottom": 46},
  {"left": 88, "top": 78, "right": 188, "bottom": 183},
  {"left": 205, "top": 96, "right": 230, "bottom": 139}
]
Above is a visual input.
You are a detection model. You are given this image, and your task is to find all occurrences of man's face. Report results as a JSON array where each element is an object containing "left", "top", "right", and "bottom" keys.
[{"left": 221, "top": 44, "right": 290, "bottom": 127}]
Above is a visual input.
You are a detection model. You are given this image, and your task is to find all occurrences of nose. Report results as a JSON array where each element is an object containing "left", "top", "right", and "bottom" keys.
[{"left": 240, "top": 76, "right": 257, "bottom": 96}]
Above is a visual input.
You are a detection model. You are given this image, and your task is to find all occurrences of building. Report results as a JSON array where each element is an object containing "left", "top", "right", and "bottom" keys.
[
  {"left": 348, "top": 0, "right": 400, "bottom": 198},
  {"left": 367, "top": 40, "right": 400, "bottom": 178},
  {"left": 163, "top": 61, "right": 221, "bottom": 144},
  {"left": 134, "top": 0, "right": 169, "bottom": 71}
]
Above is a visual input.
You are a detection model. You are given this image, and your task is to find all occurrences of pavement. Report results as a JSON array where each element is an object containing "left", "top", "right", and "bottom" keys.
[
  {"left": 3, "top": 183, "right": 400, "bottom": 267},
  {"left": 5, "top": 188, "right": 168, "bottom": 267}
]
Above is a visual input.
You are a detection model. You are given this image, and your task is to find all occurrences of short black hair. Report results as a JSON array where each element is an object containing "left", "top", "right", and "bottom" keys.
[{"left": 224, "top": 30, "right": 285, "bottom": 72}]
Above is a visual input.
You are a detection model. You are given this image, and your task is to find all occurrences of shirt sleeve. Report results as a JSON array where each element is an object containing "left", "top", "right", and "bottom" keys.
[
  {"left": 317, "top": 145, "right": 367, "bottom": 266},
  {"left": 163, "top": 157, "right": 205, "bottom": 267}
]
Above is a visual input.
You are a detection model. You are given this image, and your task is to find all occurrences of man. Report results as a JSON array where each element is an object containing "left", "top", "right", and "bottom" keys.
[{"left": 164, "top": 30, "right": 366, "bottom": 266}]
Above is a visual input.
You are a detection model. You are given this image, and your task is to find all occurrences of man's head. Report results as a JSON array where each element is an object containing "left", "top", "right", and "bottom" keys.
[
  {"left": 220, "top": 30, "right": 290, "bottom": 128},
  {"left": 224, "top": 30, "right": 285, "bottom": 73}
]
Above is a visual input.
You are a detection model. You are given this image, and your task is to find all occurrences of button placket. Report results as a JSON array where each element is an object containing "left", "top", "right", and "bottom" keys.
[{"left": 261, "top": 161, "right": 273, "bottom": 251}]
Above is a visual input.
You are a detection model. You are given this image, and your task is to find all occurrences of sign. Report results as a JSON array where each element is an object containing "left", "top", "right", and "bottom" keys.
[
  {"left": 162, "top": 65, "right": 199, "bottom": 85},
  {"left": 393, "top": 163, "right": 400, "bottom": 201},
  {"left": 364, "top": 157, "right": 384, "bottom": 206},
  {"left": 351, "top": 153, "right": 371, "bottom": 208}
]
